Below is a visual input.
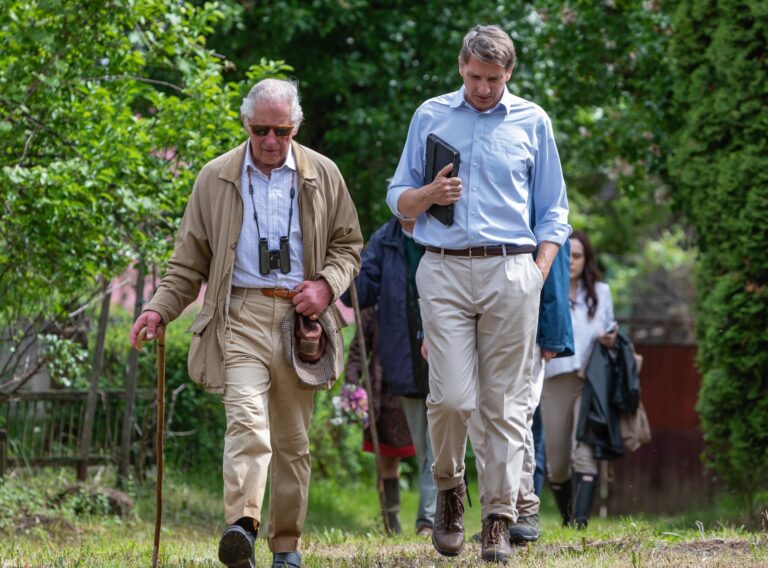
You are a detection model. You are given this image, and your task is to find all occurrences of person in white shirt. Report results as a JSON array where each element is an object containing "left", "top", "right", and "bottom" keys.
[{"left": 541, "top": 229, "right": 617, "bottom": 529}]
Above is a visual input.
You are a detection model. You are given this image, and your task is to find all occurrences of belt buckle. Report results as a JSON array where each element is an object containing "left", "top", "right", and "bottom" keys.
[{"left": 274, "top": 287, "right": 292, "bottom": 299}]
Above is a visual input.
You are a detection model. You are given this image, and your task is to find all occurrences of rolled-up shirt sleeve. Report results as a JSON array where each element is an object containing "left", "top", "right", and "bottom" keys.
[
  {"left": 531, "top": 116, "right": 571, "bottom": 246},
  {"left": 387, "top": 110, "right": 425, "bottom": 219}
]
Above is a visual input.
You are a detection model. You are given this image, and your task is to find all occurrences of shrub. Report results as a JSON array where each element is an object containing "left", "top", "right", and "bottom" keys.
[
  {"left": 669, "top": 1, "right": 768, "bottom": 508},
  {"left": 101, "top": 305, "right": 226, "bottom": 472}
]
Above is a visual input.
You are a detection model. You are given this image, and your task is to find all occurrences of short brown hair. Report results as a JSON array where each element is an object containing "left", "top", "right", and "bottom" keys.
[{"left": 459, "top": 25, "right": 516, "bottom": 70}]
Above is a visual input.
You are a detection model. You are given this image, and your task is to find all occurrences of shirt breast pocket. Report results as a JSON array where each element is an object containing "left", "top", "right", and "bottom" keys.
[{"left": 489, "top": 143, "right": 530, "bottom": 182}]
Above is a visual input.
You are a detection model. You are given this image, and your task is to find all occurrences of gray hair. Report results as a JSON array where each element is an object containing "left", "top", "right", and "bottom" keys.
[
  {"left": 459, "top": 25, "right": 516, "bottom": 71},
  {"left": 240, "top": 78, "right": 304, "bottom": 129}
]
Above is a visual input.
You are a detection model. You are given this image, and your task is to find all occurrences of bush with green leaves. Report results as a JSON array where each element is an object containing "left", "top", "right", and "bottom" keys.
[
  {"left": 668, "top": 1, "right": 768, "bottom": 509},
  {"left": 99, "top": 305, "right": 225, "bottom": 472},
  {"left": 209, "top": 1, "right": 673, "bottom": 248},
  {"left": 0, "top": 0, "right": 290, "bottom": 387}
]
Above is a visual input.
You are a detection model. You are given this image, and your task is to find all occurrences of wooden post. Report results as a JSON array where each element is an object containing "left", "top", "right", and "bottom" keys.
[
  {"left": 151, "top": 332, "right": 166, "bottom": 568},
  {"left": 349, "top": 285, "right": 391, "bottom": 535},
  {"left": 77, "top": 277, "right": 112, "bottom": 481},
  {"left": 0, "top": 429, "right": 7, "bottom": 478},
  {"left": 119, "top": 262, "right": 145, "bottom": 485}
]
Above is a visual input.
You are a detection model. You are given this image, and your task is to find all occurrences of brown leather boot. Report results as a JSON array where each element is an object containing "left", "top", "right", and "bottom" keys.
[
  {"left": 431, "top": 480, "right": 465, "bottom": 556},
  {"left": 480, "top": 515, "right": 513, "bottom": 563}
]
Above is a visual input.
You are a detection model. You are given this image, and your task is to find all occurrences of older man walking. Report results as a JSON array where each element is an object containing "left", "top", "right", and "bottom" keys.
[{"left": 131, "top": 78, "right": 362, "bottom": 568}]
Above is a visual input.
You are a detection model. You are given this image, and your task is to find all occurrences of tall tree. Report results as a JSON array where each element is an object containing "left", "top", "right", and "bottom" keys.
[
  {"left": 668, "top": 0, "right": 768, "bottom": 506},
  {"left": 209, "top": 1, "right": 673, "bottom": 252},
  {"left": 521, "top": 2, "right": 675, "bottom": 254},
  {"left": 207, "top": 0, "right": 523, "bottom": 235},
  {"left": 0, "top": 0, "right": 283, "bottom": 386}
]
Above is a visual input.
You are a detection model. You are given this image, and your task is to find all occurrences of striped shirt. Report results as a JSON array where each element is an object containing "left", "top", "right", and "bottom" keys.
[{"left": 232, "top": 143, "right": 304, "bottom": 289}]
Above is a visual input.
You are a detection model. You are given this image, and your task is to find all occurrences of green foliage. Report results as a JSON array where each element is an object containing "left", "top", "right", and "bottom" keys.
[
  {"left": 157, "top": 313, "right": 228, "bottom": 473},
  {"left": 306, "top": 326, "right": 371, "bottom": 484},
  {"left": 208, "top": 0, "right": 510, "bottom": 235},
  {"left": 602, "top": 228, "right": 696, "bottom": 317},
  {"left": 0, "top": 474, "right": 47, "bottom": 531},
  {"left": 524, "top": 2, "right": 675, "bottom": 256},
  {"left": 59, "top": 487, "right": 112, "bottom": 517},
  {"left": 0, "top": 0, "right": 288, "bottom": 385},
  {"left": 100, "top": 305, "right": 227, "bottom": 471},
  {"left": 209, "top": 1, "right": 673, "bottom": 249},
  {"left": 668, "top": 0, "right": 768, "bottom": 505},
  {"left": 2, "top": 470, "right": 768, "bottom": 566},
  {"left": 38, "top": 334, "right": 90, "bottom": 388},
  {"left": 309, "top": 383, "right": 372, "bottom": 485}
]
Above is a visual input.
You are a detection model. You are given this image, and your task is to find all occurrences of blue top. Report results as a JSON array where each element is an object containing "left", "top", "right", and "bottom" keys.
[
  {"left": 537, "top": 238, "right": 574, "bottom": 358},
  {"left": 387, "top": 86, "right": 571, "bottom": 248},
  {"left": 340, "top": 218, "right": 427, "bottom": 397}
]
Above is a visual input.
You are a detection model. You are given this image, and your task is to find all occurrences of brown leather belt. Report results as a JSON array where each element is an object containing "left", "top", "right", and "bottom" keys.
[
  {"left": 231, "top": 286, "right": 299, "bottom": 300},
  {"left": 260, "top": 287, "right": 299, "bottom": 299},
  {"left": 425, "top": 244, "right": 537, "bottom": 257}
]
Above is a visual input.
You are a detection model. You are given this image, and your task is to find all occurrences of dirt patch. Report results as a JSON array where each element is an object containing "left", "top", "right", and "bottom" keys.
[
  {"left": 296, "top": 536, "right": 768, "bottom": 567},
  {"left": 668, "top": 538, "right": 765, "bottom": 554},
  {"left": 15, "top": 514, "right": 78, "bottom": 534}
]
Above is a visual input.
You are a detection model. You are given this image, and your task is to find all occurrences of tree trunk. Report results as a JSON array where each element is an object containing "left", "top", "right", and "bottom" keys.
[
  {"left": 119, "top": 262, "right": 145, "bottom": 485},
  {"left": 77, "top": 277, "right": 112, "bottom": 481}
]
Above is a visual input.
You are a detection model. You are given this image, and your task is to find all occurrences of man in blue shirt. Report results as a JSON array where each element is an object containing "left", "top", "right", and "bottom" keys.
[{"left": 387, "top": 24, "right": 570, "bottom": 563}]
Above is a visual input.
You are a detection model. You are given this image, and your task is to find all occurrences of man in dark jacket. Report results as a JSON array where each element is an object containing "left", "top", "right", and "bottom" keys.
[{"left": 341, "top": 216, "right": 437, "bottom": 535}]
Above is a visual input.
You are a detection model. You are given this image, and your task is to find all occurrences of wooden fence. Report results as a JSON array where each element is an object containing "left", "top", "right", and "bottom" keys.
[
  {"left": 0, "top": 389, "right": 154, "bottom": 477},
  {"left": 602, "top": 343, "right": 715, "bottom": 514}
]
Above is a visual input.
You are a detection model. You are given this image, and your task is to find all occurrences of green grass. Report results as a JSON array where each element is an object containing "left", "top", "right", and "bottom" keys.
[{"left": 0, "top": 468, "right": 766, "bottom": 567}]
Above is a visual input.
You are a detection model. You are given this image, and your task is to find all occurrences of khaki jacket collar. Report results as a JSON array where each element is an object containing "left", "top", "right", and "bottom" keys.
[{"left": 217, "top": 140, "right": 319, "bottom": 186}]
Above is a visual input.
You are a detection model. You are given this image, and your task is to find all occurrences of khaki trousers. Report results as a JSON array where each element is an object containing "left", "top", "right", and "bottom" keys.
[
  {"left": 468, "top": 346, "right": 544, "bottom": 519},
  {"left": 540, "top": 371, "right": 598, "bottom": 482},
  {"left": 416, "top": 252, "right": 542, "bottom": 520},
  {"left": 222, "top": 287, "right": 315, "bottom": 553}
]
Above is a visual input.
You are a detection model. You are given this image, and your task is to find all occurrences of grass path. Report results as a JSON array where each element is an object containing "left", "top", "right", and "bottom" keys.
[
  {"left": 2, "top": 518, "right": 765, "bottom": 567},
  {"left": 1, "top": 472, "right": 766, "bottom": 567}
]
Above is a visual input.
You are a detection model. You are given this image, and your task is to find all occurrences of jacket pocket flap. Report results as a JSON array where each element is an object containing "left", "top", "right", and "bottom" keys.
[{"left": 186, "top": 312, "right": 213, "bottom": 335}]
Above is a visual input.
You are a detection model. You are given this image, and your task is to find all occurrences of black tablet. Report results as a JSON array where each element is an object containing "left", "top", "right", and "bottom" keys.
[{"left": 424, "top": 133, "right": 460, "bottom": 226}]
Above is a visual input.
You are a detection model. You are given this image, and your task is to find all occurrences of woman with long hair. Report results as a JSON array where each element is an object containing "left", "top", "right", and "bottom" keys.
[{"left": 540, "top": 229, "right": 617, "bottom": 529}]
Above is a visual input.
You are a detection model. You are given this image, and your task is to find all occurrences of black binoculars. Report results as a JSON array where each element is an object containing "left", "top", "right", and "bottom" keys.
[{"left": 259, "top": 237, "right": 291, "bottom": 275}]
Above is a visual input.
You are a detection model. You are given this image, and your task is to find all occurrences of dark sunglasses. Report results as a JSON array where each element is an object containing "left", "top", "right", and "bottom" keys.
[{"left": 249, "top": 124, "right": 293, "bottom": 137}]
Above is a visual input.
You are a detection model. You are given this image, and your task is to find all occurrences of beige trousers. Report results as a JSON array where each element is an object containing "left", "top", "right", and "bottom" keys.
[
  {"left": 468, "top": 346, "right": 544, "bottom": 519},
  {"left": 417, "top": 252, "right": 542, "bottom": 521},
  {"left": 222, "top": 287, "right": 315, "bottom": 553},
  {"left": 540, "top": 371, "right": 598, "bottom": 482}
]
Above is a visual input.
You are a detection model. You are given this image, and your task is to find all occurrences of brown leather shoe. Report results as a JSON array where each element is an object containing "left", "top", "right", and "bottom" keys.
[
  {"left": 481, "top": 515, "right": 513, "bottom": 563},
  {"left": 431, "top": 480, "right": 465, "bottom": 556}
]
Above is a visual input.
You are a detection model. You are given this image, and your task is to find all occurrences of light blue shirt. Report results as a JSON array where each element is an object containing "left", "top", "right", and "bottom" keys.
[
  {"left": 232, "top": 143, "right": 304, "bottom": 289},
  {"left": 387, "top": 87, "right": 570, "bottom": 248}
]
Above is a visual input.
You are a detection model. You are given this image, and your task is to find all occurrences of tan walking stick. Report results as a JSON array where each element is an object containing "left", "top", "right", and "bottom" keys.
[
  {"left": 348, "top": 285, "right": 391, "bottom": 535},
  {"left": 135, "top": 327, "right": 165, "bottom": 568}
]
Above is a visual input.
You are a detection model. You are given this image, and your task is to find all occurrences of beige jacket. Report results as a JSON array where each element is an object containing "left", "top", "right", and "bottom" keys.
[{"left": 144, "top": 141, "right": 363, "bottom": 393}]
